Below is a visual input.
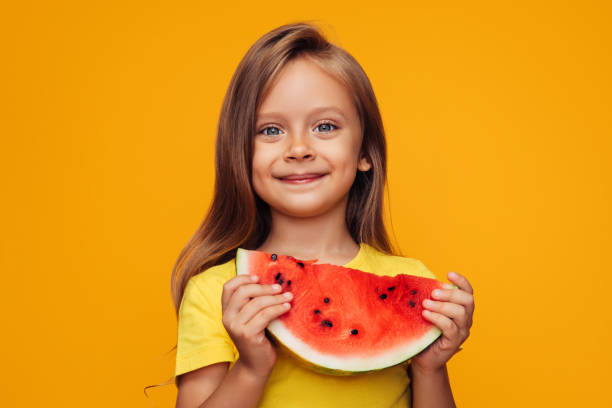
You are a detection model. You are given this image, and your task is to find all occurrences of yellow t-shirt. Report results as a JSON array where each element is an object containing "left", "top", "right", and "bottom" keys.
[{"left": 174, "top": 242, "right": 438, "bottom": 407}]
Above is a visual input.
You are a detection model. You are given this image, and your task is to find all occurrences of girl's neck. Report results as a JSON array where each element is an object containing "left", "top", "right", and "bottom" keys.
[{"left": 256, "top": 200, "right": 359, "bottom": 265}]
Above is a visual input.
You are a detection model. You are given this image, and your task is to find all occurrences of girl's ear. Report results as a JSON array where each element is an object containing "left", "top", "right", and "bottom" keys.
[{"left": 357, "top": 153, "right": 372, "bottom": 172}]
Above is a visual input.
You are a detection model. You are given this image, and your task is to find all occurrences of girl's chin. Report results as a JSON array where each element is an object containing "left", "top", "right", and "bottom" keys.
[{"left": 272, "top": 202, "right": 336, "bottom": 218}]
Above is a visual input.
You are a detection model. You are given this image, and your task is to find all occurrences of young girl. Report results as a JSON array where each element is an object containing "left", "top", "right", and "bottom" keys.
[{"left": 171, "top": 21, "right": 475, "bottom": 408}]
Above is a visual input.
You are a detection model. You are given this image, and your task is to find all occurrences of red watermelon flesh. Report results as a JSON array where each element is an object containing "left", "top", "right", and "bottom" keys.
[{"left": 236, "top": 247, "right": 446, "bottom": 374}]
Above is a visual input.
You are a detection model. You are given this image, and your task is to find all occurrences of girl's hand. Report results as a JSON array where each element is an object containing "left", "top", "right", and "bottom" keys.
[
  {"left": 410, "top": 271, "right": 475, "bottom": 374},
  {"left": 221, "top": 275, "right": 292, "bottom": 376}
]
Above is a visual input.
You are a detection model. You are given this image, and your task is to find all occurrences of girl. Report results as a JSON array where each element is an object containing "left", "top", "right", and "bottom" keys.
[{"left": 172, "top": 21, "right": 474, "bottom": 408}]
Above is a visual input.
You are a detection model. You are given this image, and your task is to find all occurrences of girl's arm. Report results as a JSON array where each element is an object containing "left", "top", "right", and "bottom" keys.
[
  {"left": 176, "top": 274, "right": 292, "bottom": 408},
  {"left": 175, "top": 363, "right": 227, "bottom": 408},
  {"left": 409, "top": 271, "right": 475, "bottom": 408},
  {"left": 175, "top": 359, "right": 274, "bottom": 408},
  {"left": 410, "top": 363, "right": 456, "bottom": 408}
]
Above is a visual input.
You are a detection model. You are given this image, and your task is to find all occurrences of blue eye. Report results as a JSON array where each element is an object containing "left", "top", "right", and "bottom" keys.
[
  {"left": 315, "top": 122, "right": 337, "bottom": 133},
  {"left": 260, "top": 126, "right": 283, "bottom": 136},
  {"left": 258, "top": 122, "right": 337, "bottom": 137}
]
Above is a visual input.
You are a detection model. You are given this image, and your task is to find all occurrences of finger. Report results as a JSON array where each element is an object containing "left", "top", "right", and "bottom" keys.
[
  {"left": 431, "top": 288, "right": 475, "bottom": 323},
  {"left": 422, "top": 309, "right": 459, "bottom": 341},
  {"left": 431, "top": 288, "right": 474, "bottom": 308},
  {"left": 232, "top": 282, "right": 283, "bottom": 305},
  {"left": 244, "top": 302, "right": 291, "bottom": 335},
  {"left": 224, "top": 282, "right": 283, "bottom": 320},
  {"left": 223, "top": 283, "right": 282, "bottom": 327},
  {"left": 238, "top": 292, "right": 294, "bottom": 325},
  {"left": 423, "top": 299, "right": 468, "bottom": 328},
  {"left": 222, "top": 275, "right": 259, "bottom": 309},
  {"left": 446, "top": 271, "right": 473, "bottom": 294}
]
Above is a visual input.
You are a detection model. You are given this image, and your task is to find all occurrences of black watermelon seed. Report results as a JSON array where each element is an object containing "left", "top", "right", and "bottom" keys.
[
  {"left": 350, "top": 329, "right": 358, "bottom": 335},
  {"left": 297, "top": 262, "right": 304, "bottom": 268},
  {"left": 314, "top": 309, "right": 321, "bottom": 314},
  {"left": 275, "top": 273, "right": 281, "bottom": 280},
  {"left": 287, "top": 280, "right": 291, "bottom": 286},
  {"left": 388, "top": 286, "right": 395, "bottom": 291},
  {"left": 379, "top": 294, "right": 388, "bottom": 300},
  {"left": 271, "top": 253, "right": 277, "bottom": 261},
  {"left": 324, "top": 297, "right": 330, "bottom": 303},
  {"left": 278, "top": 279, "right": 284, "bottom": 285},
  {"left": 322, "top": 320, "right": 333, "bottom": 327},
  {"left": 411, "top": 289, "right": 418, "bottom": 295},
  {"left": 409, "top": 300, "right": 416, "bottom": 307}
]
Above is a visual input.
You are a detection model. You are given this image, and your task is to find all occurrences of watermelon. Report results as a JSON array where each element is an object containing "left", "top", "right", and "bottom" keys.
[{"left": 235, "top": 247, "right": 446, "bottom": 375}]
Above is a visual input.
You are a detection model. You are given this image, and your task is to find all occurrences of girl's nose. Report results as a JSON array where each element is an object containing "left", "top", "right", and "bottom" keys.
[{"left": 284, "top": 134, "right": 315, "bottom": 162}]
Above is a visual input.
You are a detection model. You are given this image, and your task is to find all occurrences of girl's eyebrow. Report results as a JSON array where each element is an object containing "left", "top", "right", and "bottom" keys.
[{"left": 257, "top": 106, "right": 346, "bottom": 121}]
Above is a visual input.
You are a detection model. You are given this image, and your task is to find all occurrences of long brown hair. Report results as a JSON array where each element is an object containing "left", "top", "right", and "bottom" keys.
[{"left": 171, "top": 20, "right": 399, "bottom": 316}]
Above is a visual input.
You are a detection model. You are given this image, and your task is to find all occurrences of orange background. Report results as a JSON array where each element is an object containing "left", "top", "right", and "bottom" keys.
[{"left": 2, "top": 1, "right": 610, "bottom": 407}]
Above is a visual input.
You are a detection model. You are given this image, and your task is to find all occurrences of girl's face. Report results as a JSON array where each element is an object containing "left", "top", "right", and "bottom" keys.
[{"left": 252, "top": 56, "right": 371, "bottom": 218}]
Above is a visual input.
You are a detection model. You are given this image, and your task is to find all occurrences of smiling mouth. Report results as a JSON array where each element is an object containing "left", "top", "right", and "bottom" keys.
[{"left": 276, "top": 174, "right": 327, "bottom": 184}]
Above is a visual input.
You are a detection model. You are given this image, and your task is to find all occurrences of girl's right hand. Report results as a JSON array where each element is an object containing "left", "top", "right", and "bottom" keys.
[{"left": 221, "top": 275, "right": 292, "bottom": 376}]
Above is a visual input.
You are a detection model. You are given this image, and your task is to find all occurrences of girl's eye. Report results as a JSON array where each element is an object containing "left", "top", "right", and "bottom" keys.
[
  {"left": 258, "top": 122, "right": 337, "bottom": 137},
  {"left": 260, "top": 126, "right": 283, "bottom": 137},
  {"left": 315, "top": 122, "right": 337, "bottom": 133}
]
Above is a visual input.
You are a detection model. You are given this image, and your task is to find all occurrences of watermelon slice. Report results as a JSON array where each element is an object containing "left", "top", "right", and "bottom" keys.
[{"left": 235, "top": 248, "right": 446, "bottom": 375}]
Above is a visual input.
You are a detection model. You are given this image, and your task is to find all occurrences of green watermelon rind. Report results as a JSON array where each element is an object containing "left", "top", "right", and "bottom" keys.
[{"left": 235, "top": 248, "right": 444, "bottom": 375}]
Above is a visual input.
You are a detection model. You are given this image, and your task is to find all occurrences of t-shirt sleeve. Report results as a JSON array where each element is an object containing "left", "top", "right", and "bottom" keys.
[{"left": 174, "top": 274, "right": 238, "bottom": 377}]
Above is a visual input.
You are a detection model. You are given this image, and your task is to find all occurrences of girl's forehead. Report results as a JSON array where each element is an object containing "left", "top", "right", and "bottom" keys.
[
  {"left": 256, "top": 59, "right": 356, "bottom": 121},
  {"left": 257, "top": 105, "right": 347, "bottom": 121}
]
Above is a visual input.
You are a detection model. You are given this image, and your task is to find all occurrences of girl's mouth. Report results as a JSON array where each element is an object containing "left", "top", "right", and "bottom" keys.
[{"left": 278, "top": 174, "right": 326, "bottom": 184}]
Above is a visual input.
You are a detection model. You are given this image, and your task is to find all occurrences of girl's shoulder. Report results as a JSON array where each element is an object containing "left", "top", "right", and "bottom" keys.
[
  {"left": 187, "top": 257, "right": 237, "bottom": 294},
  {"left": 360, "top": 243, "right": 437, "bottom": 280}
]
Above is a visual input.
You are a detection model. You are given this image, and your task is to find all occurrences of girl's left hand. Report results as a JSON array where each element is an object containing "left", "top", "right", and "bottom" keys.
[{"left": 410, "top": 271, "right": 475, "bottom": 374}]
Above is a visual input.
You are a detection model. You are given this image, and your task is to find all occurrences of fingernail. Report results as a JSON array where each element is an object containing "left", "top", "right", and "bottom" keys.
[
  {"left": 449, "top": 271, "right": 457, "bottom": 278},
  {"left": 273, "top": 284, "right": 281, "bottom": 290},
  {"left": 251, "top": 275, "right": 259, "bottom": 281},
  {"left": 423, "top": 299, "right": 433, "bottom": 306},
  {"left": 432, "top": 289, "right": 441, "bottom": 297},
  {"left": 283, "top": 292, "right": 293, "bottom": 299},
  {"left": 283, "top": 302, "right": 291, "bottom": 308}
]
